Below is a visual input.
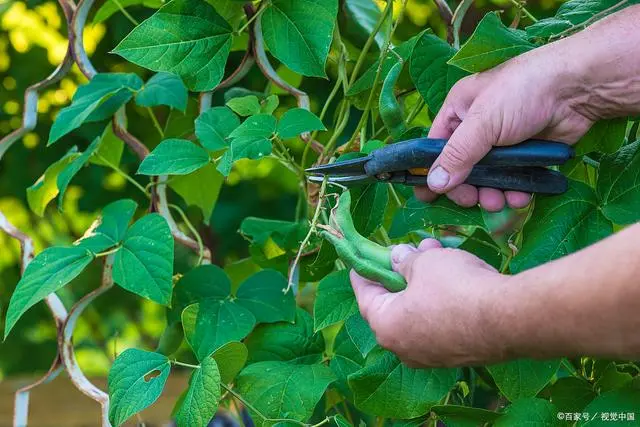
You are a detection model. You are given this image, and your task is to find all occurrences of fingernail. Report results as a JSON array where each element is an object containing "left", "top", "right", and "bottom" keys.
[
  {"left": 391, "top": 244, "right": 416, "bottom": 264},
  {"left": 428, "top": 166, "right": 450, "bottom": 190}
]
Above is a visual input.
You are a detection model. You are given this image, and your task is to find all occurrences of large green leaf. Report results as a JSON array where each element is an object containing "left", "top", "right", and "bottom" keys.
[
  {"left": 113, "top": 214, "right": 174, "bottom": 305},
  {"left": 389, "top": 196, "right": 485, "bottom": 238},
  {"left": 26, "top": 149, "right": 79, "bottom": 216},
  {"left": 195, "top": 106, "right": 240, "bottom": 151},
  {"left": 348, "top": 351, "right": 458, "bottom": 418},
  {"left": 313, "top": 270, "right": 358, "bottom": 331},
  {"left": 212, "top": 341, "right": 248, "bottom": 384},
  {"left": 169, "top": 264, "right": 231, "bottom": 324},
  {"left": 113, "top": 0, "right": 233, "bottom": 91},
  {"left": 575, "top": 118, "right": 627, "bottom": 156},
  {"left": 57, "top": 137, "right": 102, "bottom": 206},
  {"left": 487, "top": 359, "right": 561, "bottom": 401},
  {"left": 348, "top": 34, "right": 421, "bottom": 96},
  {"left": 49, "top": 74, "right": 142, "bottom": 144},
  {"left": 4, "top": 246, "right": 94, "bottom": 338},
  {"left": 578, "top": 388, "right": 640, "bottom": 426},
  {"left": 448, "top": 13, "right": 535, "bottom": 73},
  {"left": 410, "top": 32, "right": 467, "bottom": 114},
  {"left": 330, "top": 325, "right": 365, "bottom": 397},
  {"left": 217, "top": 136, "right": 273, "bottom": 176},
  {"left": 494, "top": 398, "right": 559, "bottom": 427},
  {"left": 108, "top": 349, "right": 171, "bottom": 426},
  {"left": 76, "top": 199, "right": 138, "bottom": 254},
  {"left": 511, "top": 180, "right": 612, "bottom": 273},
  {"left": 235, "top": 269, "right": 296, "bottom": 323},
  {"left": 169, "top": 163, "right": 224, "bottom": 224},
  {"left": 457, "top": 227, "right": 503, "bottom": 270},
  {"left": 549, "top": 377, "right": 596, "bottom": 413},
  {"left": 277, "top": 108, "right": 326, "bottom": 139},
  {"left": 136, "top": 72, "right": 188, "bottom": 112},
  {"left": 431, "top": 405, "right": 502, "bottom": 427},
  {"left": 235, "top": 361, "right": 335, "bottom": 426},
  {"left": 261, "top": 0, "right": 338, "bottom": 77},
  {"left": 597, "top": 140, "right": 640, "bottom": 225},
  {"left": 183, "top": 299, "right": 256, "bottom": 361},
  {"left": 174, "top": 357, "right": 221, "bottom": 427},
  {"left": 345, "top": 313, "right": 377, "bottom": 358},
  {"left": 244, "top": 308, "right": 324, "bottom": 364},
  {"left": 350, "top": 184, "right": 389, "bottom": 237},
  {"left": 342, "top": 0, "right": 390, "bottom": 49},
  {"left": 228, "top": 114, "right": 277, "bottom": 140},
  {"left": 138, "top": 139, "right": 210, "bottom": 175}
]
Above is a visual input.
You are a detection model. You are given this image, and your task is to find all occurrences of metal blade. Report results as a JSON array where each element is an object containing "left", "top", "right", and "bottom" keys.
[
  {"left": 306, "top": 174, "right": 376, "bottom": 186},
  {"left": 304, "top": 155, "right": 371, "bottom": 177}
]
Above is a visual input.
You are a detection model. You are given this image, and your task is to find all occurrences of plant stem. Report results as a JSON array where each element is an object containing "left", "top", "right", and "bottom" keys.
[
  {"left": 507, "top": 0, "right": 538, "bottom": 23},
  {"left": 405, "top": 96, "right": 425, "bottom": 126},
  {"left": 95, "top": 153, "right": 149, "bottom": 197},
  {"left": 168, "top": 203, "right": 205, "bottom": 265},
  {"left": 112, "top": 0, "right": 139, "bottom": 26},
  {"left": 147, "top": 107, "right": 164, "bottom": 139},
  {"left": 388, "top": 183, "right": 402, "bottom": 207},
  {"left": 95, "top": 246, "right": 121, "bottom": 257},
  {"left": 237, "top": 1, "right": 268, "bottom": 35},
  {"left": 288, "top": 175, "right": 329, "bottom": 292},
  {"left": 561, "top": 358, "right": 578, "bottom": 375},
  {"left": 172, "top": 360, "right": 200, "bottom": 369}
]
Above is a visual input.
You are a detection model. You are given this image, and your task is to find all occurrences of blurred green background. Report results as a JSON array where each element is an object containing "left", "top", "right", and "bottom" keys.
[{"left": 0, "top": 0, "right": 563, "bottom": 382}]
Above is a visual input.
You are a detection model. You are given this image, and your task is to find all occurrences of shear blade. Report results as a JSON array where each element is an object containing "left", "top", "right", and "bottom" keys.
[
  {"left": 306, "top": 174, "right": 376, "bottom": 186},
  {"left": 304, "top": 155, "right": 371, "bottom": 177}
]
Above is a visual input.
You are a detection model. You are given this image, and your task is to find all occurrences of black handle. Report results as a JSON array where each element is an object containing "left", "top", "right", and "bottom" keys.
[
  {"left": 388, "top": 165, "right": 568, "bottom": 194},
  {"left": 365, "top": 138, "right": 574, "bottom": 176}
]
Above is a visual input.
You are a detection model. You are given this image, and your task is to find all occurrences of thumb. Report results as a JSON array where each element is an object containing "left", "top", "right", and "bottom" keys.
[
  {"left": 391, "top": 239, "right": 442, "bottom": 281},
  {"left": 427, "top": 110, "right": 495, "bottom": 193}
]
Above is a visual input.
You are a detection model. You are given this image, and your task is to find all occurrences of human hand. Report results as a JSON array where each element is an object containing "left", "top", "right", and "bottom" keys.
[
  {"left": 350, "top": 238, "right": 512, "bottom": 367},
  {"left": 419, "top": 42, "right": 595, "bottom": 211}
]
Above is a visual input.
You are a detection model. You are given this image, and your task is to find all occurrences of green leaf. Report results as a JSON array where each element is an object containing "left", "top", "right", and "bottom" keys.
[
  {"left": 76, "top": 199, "right": 138, "bottom": 253},
  {"left": 344, "top": 313, "right": 377, "bottom": 358},
  {"left": 226, "top": 95, "right": 261, "bottom": 116},
  {"left": 235, "top": 269, "right": 296, "bottom": 323},
  {"left": 183, "top": 299, "right": 256, "bottom": 361},
  {"left": 348, "top": 34, "right": 420, "bottom": 96},
  {"left": 169, "top": 264, "right": 231, "bottom": 324},
  {"left": 4, "top": 246, "right": 94, "bottom": 339},
  {"left": 93, "top": 0, "right": 163, "bottom": 23},
  {"left": 108, "top": 349, "right": 171, "bottom": 426},
  {"left": 431, "top": 405, "right": 502, "bottom": 427},
  {"left": 136, "top": 72, "right": 188, "bottom": 112},
  {"left": 410, "top": 32, "right": 467, "bottom": 114},
  {"left": 494, "top": 398, "right": 559, "bottom": 427},
  {"left": 112, "top": 0, "right": 233, "bottom": 91},
  {"left": 389, "top": 196, "right": 485, "bottom": 238},
  {"left": 57, "top": 137, "right": 102, "bottom": 206},
  {"left": 239, "top": 217, "right": 308, "bottom": 267},
  {"left": 244, "top": 308, "right": 324, "bottom": 364},
  {"left": 261, "top": 0, "right": 338, "bottom": 77},
  {"left": 277, "top": 108, "right": 326, "bottom": 139},
  {"left": 578, "top": 388, "right": 640, "bottom": 426},
  {"left": 330, "top": 325, "right": 365, "bottom": 397},
  {"left": 343, "top": 0, "right": 390, "bottom": 49},
  {"left": 195, "top": 106, "right": 240, "bottom": 151},
  {"left": 228, "top": 114, "right": 277, "bottom": 140},
  {"left": 217, "top": 136, "right": 272, "bottom": 176},
  {"left": 487, "top": 359, "right": 561, "bottom": 401},
  {"left": 457, "top": 228, "right": 503, "bottom": 270},
  {"left": 113, "top": 214, "right": 174, "bottom": 305},
  {"left": 348, "top": 351, "right": 458, "bottom": 418},
  {"left": 511, "top": 180, "right": 613, "bottom": 273},
  {"left": 313, "top": 270, "right": 357, "bottom": 331},
  {"left": 169, "top": 163, "right": 224, "bottom": 224},
  {"left": 207, "top": 0, "right": 245, "bottom": 30},
  {"left": 260, "top": 94, "right": 280, "bottom": 115},
  {"left": 549, "top": 377, "right": 596, "bottom": 413},
  {"left": 350, "top": 184, "right": 388, "bottom": 237},
  {"left": 90, "top": 125, "right": 124, "bottom": 167},
  {"left": 597, "top": 140, "right": 640, "bottom": 225},
  {"left": 576, "top": 118, "right": 627, "bottom": 156},
  {"left": 49, "top": 74, "right": 142, "bottom": 144},
  {"left": 27, "top": 149, "right": 79, "bottom": 216},
  {"left": 212, "top": 341, "right": 248, "bottom": 384},
  {"left": 595, "top": 362, "right": 633, "bottom": 393},
  {"left": 448, "top": 13, "right": 535, "bottom": 73},
  {"left": 236, "top": 361, "right": 335, "bottom": 425},
  {"left": 174, "top": 357, "right": 221, "bottom": 427},
  {"left": 138, "top": 139, "right": 210, "bottom": 175}
]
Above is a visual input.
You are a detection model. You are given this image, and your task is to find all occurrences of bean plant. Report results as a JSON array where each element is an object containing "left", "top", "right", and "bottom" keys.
[{"left": 4, "top": 0, "right": 640, "bottom": 425}]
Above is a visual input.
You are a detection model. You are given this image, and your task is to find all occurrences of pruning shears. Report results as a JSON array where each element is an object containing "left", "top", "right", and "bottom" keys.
[{"left": 306, "top": 138, "right": 574, "bottom": 194}]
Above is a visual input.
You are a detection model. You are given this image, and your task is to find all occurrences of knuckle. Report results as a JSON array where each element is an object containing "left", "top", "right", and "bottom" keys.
[{"left": 442, "top": 141, "right": 472, "bottom": 168}]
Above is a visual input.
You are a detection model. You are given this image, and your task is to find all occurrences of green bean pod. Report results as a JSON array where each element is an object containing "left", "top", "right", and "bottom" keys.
[
  {"left": 321, "top": 230, "right": 406, "bottom": 292},
  {"left": 379, "top": 61, "right": 407, "bottom": 141}
]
